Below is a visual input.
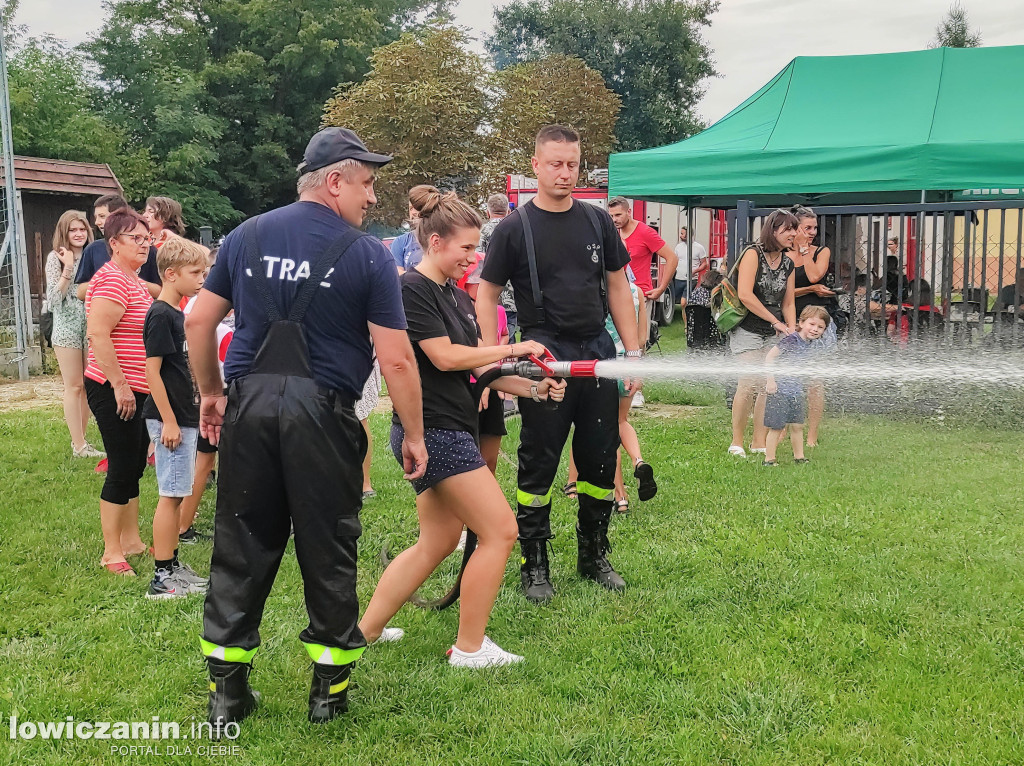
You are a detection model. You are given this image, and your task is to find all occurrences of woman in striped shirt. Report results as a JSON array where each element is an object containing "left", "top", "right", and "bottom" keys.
[{"left": 85, "top": 209, "right": 155, "bottom": 576}]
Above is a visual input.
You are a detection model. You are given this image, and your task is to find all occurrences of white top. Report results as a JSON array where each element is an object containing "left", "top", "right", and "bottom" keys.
[{"left": 674, "top": 241, "right": 708, "bottom": 279}]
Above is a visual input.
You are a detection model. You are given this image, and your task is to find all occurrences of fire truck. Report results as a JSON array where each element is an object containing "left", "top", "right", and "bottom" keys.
[{"left": 505, "top": 173, "right": 727, "bottom": 325}]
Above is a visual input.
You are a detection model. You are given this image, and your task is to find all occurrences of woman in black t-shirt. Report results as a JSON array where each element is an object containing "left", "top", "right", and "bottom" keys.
[{"left": 360, "top": 188, "right": 564, "bottom": 669}]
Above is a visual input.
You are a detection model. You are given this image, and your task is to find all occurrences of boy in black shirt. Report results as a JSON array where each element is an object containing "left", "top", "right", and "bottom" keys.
[{"left": 143, "top": 238, "right": 209, "bottom": 599}]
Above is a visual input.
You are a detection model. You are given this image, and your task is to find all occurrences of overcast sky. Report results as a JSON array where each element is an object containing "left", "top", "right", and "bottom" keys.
[{"left": 14, "top": 0, "right": 1024, "bottom": 127}]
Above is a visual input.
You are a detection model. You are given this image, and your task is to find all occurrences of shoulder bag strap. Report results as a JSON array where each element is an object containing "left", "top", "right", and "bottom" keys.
[
  {"left": 242, "top": 215, "right": 284, "bottom": 323},
  {"left": 288, "top": 228, "right": 365, "bottom": 323},
  {"left": 515, "top": 203, "right": 545, "bottom": 325}
]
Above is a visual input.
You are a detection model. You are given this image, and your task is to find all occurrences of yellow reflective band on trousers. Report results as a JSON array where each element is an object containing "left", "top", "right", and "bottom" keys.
[
  {"left": 575, "top": 481, "right": 614, "bottom": 502},
  {"left": 200, "top": 639, "right": 257, "bottom": 663},
  {"left": 329, "top": 678, "right": 350, "bottom": 695},
  {"left": 517, "top": 487, "right": 552, "bottom": 508},
  {"left": 303, "top": 642, "right": 366, "bottom": 666}
]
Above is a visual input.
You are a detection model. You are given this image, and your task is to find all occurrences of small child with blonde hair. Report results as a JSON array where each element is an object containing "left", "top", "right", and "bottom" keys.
[{"left": 763, "top": 305, "right": 830, "bottom": 466}]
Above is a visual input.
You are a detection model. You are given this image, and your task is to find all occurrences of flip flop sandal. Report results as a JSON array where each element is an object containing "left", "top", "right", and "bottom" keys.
[
  {"left": 102, "top": 561, "right": 136, "bottom": 576},
  {"left": 614, "top": 499, "right": 630, "bottom": 514},
  {"left": 794, "top": 458, "right": 811, "bottom": 464},
  {"left": 562, "top": 482, "right": 578, "bottom": 500},
  {"left": 633, "top": 461, "right": 658, "bottom": 502}
]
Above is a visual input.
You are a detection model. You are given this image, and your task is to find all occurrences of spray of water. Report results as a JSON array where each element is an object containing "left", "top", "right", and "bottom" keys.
[{"left": 594, "top": 346, "right": 1024, "bottom": 389}]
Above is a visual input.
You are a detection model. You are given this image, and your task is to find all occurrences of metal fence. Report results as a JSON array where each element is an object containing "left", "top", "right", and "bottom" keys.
[
  {"left": 1, "top": 21, "right": 32, "bottom": 380},
  {"left": 728, "top": 199, "right": 1024, "bottom": 348}
]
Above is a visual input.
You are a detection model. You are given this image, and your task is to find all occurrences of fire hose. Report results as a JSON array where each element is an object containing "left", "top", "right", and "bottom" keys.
[{"left": 378, "top": 353, "right": 602, "bottom": 610}]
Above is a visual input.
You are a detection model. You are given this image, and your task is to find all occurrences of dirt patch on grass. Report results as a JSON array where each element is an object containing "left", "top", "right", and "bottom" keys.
[
  {"left": 0, "top": 376, "right": 63, "bottom": 413},
  {"left": 637, "top": 403, "right": 708, "bottom": 419}
]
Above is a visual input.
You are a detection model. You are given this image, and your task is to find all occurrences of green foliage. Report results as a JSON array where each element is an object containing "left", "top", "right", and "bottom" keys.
[
  {"left": 322, "top": 24, "right": 487, "bottom": 225},
  {"left": 488, "top": 0, "right": 718, "bottom": 152},
  {"left": 477, "top": 54, "right": 621, "bottom": 199},
  {"left": 83, "top": 0, "right": 431, "bottom": 234},
  {"left": 930, "top": 2, "right": 982, "bottom": 48}
]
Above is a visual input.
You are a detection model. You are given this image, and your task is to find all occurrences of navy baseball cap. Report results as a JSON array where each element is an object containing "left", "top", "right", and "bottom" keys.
[{"left": 297, "top": 128, "right": 392, "bottom": 175}]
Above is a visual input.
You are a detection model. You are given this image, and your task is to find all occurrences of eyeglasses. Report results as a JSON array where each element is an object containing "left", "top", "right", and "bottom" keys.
[{"left": 119, "top": 234, "right": 150, "bottom": 247}]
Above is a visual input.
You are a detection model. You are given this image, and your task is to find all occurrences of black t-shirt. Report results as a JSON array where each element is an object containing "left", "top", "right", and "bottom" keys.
[
  {"left": 142, "top": 300, "right": 199, "bottom": 427},
  {"left": 737, "top": 246, "right": 795, "bottom": 337},
  {"left": 75, "top": 239, "right": 161, "bottom": 286},
  {"left": 393, "top": 269, "right": 481, "bottom": 437},
  {"left": 479, "top": 200, "right": 630, "bottom": 339}
]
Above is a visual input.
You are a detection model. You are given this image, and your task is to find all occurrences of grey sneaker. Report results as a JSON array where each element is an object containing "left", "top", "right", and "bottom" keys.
[
  {"left": 172, "top": 561, "right": 208, "bottom": 593},
  {"left": 146, "top": 568, "right": 186, "bottom": 600}
]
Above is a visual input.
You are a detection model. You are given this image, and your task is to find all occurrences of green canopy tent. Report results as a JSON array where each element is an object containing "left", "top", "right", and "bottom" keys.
[{"left": 609, "top": 45, "right": 1024, "bottom": 208}]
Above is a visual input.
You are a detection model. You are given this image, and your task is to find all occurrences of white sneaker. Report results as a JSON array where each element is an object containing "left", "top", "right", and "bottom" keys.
[
  {"left": 749, "top": 447, "right": 767, "bottom": 455},
  {"left": 728, "top": 445, "right": 747, "bottom": 457},
  {"left": 73, "top": 442, "right": 106, "bottom": 458},
  {"left": 456, "top": 530, "right": 468, "bottom": 551},
  {"left": 447, "top": 636, "right": 524, "bottom": 668},
  {"left": 371, "top": 626, "right": 405, "bottom": 644},
  {"left": 630, "top": 391, "right": 645, "bottom": 408}
]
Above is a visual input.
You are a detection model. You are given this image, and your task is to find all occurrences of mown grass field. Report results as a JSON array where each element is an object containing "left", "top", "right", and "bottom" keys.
[{"left": 2, "top": 321, "right": 1024, "bottom": 765}]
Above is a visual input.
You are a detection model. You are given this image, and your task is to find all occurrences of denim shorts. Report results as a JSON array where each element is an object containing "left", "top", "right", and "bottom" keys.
[
  {"left": 763, "top": 393, "right": 805, "bottom": 430},
  {"left": 146, "top": 420, "right": 199, "bottom": 497}
]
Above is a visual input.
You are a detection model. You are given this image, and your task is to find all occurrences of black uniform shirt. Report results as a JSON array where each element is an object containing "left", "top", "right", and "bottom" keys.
[
  {"left": 480, "top": 199, "right": 630, "bottom": 340},
  {"left": 394, "top": 269, "right": 481, "bottom": 438}
]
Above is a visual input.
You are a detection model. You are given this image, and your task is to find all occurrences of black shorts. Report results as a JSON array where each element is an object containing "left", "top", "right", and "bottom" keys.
[
  {"left": 197, "top": 432, "right": 218, "bottom": 454},
  {"left": 478, "top": 389, "right": 507, "bottom": 438},
  {"left": 390, "top": 424, "right": 485, "bottom": 495},
  {"left": 764, "top": 392, "right": 805, "bottom": 430}
]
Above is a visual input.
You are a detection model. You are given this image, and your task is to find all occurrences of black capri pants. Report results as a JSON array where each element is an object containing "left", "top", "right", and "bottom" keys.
[{"left": 85, "top": 378, "right": 150, "bottom": 505}]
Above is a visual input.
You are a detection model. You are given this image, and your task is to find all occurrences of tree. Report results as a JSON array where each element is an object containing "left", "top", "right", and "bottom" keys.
[
  {"left": 7, "top": 36, "right": 154, "bottom": 202},
  {"left": 930, "top": 2, "right": 982, "bottom": 48},
  {"left": 487, "top": 0, "right": 718, "bottom": 152},
  {"left": 84, "top": 0, "right": 432, "bottom": 233},
  {"left": 477, "top": 55, "right": 620, "bottom": 197},
  {"left": 321, "top": 25, "right": 486, "bottom": 225}
]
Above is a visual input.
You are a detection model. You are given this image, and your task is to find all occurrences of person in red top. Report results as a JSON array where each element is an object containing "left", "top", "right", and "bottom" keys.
[
  {"left": 608, "top": 197, "right": 678, "bottom": 398},
  {"left": 85, "top": 209, "right": 155, "bottom": 576}
]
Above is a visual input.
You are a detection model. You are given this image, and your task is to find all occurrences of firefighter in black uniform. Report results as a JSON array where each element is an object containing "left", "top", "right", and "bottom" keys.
[
  {"left": 187, "top": 128, "right": 427, "bottom": 729},
  {"left": 477, "top": 125, "right": 643, "bottom": 603}
]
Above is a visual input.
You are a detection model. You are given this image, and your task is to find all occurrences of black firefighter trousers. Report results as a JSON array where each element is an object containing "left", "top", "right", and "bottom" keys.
[
  {"left": 516, "top": 330, "right": 620, "bottom": 542},
  {"left": 201, "top": 373, "right": 368, "bottom": 666}
]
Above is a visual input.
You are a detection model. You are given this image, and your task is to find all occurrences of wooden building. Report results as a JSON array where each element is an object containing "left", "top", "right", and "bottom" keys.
[{"left": 0, "top": 156, "right": 122, "bottom": 316}]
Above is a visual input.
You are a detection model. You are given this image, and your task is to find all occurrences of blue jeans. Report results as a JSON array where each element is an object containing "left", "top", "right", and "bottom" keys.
[{"left": 146, "top": 420, "right": 199, "bottom": 497}]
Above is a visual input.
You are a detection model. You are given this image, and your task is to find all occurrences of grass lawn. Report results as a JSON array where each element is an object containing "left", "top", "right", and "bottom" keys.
[{"left": 3, "top": 320, "right": 1024, "bottom": 764}]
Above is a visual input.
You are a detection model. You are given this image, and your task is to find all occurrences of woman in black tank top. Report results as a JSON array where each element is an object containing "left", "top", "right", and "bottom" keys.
[
  {"left": 789, "top": 206, "right": 836, "bottom": 447},
  {"left": 728, "top": 209, "right": 798, "bottom": 457}
]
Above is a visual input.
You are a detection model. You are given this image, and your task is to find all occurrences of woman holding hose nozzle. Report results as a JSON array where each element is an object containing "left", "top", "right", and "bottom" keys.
[
  {"left": 728, "top": 208, "right": 798, "bottom": 457},
  {"left": 359, "top": 186, "right": 565, "bottom": 668}
]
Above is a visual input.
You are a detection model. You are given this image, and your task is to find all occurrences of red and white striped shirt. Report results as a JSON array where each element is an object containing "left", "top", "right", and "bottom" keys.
[{"left": 85, "top": 261, "right": 153, "bottom": 393}]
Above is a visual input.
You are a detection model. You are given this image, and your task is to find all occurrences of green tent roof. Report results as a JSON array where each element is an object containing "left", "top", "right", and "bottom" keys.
[{"left": 608, "top": 46, "right": 1024, "bottom": 208}]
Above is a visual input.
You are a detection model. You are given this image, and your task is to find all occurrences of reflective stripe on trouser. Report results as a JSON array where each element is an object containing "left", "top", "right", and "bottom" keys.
[
  {"left": 516, "top": 330, "right": 619, "bottom": 541},
  {"left": 201, "top": 372, "right": 368, "bottom": 660},
  {"left": 303, "top": 642, "right": 365, "bottom": 666},
  {"left": 200, "top": 639, "right": 257, "bottom": 664}
]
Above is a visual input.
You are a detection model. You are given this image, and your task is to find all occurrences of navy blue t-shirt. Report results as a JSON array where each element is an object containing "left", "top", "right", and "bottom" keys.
[
  {"left": 75, "top": 239, "right": 161, "bottom": 286},
  {"left": 203, "top": 201, "right": 407, "bottom": 398},
  {"left": 773, "top": 333, "right": 813, "bottom": 396}
]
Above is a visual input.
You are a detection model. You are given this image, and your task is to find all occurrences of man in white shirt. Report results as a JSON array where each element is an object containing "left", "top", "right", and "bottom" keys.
[{"left": 673, "top": 225, "right": 708, "bottom": 302}]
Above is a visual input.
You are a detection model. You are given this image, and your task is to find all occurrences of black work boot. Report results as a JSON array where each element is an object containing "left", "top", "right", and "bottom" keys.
[
  {"left": 519, "top": 538, "right": 555, "bottom": 604},
  {"left": 577, "top": 528, "right": 626, "bottom": 591},
  {"left": 308, "top": 662, "right": 353, "bottom": 723},
  {"left": 207, "top": 659, "right": 260, "bottom": 737}
]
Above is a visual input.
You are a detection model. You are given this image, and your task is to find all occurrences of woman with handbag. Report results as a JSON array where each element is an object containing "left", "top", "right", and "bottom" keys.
[
  {"left": 45, "top": 210, "right": 105, "bottom": 458},
  {"left": 789, "top": 206, "right": 837, "bottom": 447},
  {"left": 727, "top": 209, "right": 798, "bottom": 457}
]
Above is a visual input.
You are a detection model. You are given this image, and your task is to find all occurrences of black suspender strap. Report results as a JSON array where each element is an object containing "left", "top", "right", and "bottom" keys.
[
  {"left": 241, "top": 214, "right": 367, "bottom": 324},
  {"left": 579, "top": 201, "right": 609, "bottom": 312},
  {"left": 515, "top": 203, "right": 546, "bottom": 326}
]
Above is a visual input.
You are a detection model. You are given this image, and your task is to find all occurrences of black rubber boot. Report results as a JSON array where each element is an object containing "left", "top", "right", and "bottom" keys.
[
  {"left": 207, "top": 659, "right": 260, "bottom": 737},
  {"left": 308, "top": 662, "right": 353, "bottom": 723},
  {"left": 519, "top": 538, "right": 555, "bottom": 604},
  {"left": 577, "top": 528, "right": 626, "bottom": 591}
]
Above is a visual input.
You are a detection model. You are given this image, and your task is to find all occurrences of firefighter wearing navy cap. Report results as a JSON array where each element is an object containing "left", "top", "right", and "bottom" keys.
[
  {"left": 476, "top": 124, "right": 643, "bottom": 603},
  {"left": 187, "top": 127, "right": 427, "bottom": 729}
]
